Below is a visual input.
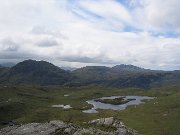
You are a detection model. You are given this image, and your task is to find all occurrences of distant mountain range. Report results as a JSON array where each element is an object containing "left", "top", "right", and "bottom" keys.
[
  {"left": 60, "top": 66, "right": 77, "bottom": 71},
  {"left": 0, "top": 62, "right": 16, "bottom": 67},
  {"left": 0, "top": 59, "right": 179, "bottom": 88}
]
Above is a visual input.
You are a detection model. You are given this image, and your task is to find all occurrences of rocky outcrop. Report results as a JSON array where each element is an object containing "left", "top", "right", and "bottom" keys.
[
  {"left": 0, "top": 117, "right": 139, "bottom": 135},
  {"left": 88, "top": 117, "right": 139, "bottom": 135}
]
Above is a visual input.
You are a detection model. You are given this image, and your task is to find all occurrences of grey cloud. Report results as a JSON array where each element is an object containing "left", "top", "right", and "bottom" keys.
[
  {"left": 36, "top": 38, "right": 59, "bottom": 47},
  {"left": 31, "top": 26, "right": 54, "bottom": 35},
  {"left": 60, "top": 56, "right": 119, "bottom": 64},
  {"left": 0, "top": 38, "right": 19, "bottom": 51},
  {"left": 0, "top": 51, "right": 40, "bottom": 60},
  {"left": 31, "top": 26, "right": 68, "bottom": 40}
]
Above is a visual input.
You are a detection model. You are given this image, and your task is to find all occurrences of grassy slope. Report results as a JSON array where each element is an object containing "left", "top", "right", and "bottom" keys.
[{"left": 0, "top": 85, "right": 179, "bottom": 135}]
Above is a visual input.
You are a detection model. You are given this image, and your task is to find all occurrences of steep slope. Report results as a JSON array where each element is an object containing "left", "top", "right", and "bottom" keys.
[{"left": 0, "top": 60, "right": 71, "bottom": 85}]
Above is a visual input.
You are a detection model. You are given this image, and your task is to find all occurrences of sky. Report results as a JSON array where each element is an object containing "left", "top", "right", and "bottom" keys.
[{"left": 0, "top": 0, "right": 180, "bottom": 70}]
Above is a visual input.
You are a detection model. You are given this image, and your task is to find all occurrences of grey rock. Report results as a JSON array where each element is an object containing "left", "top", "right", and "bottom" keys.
[
  {"left": 88, "top": 117, "right": 139, "bottom": 135},
  {"left": 64, "top": 125, "right": 77, "bottom": 134},
  {"left": 0, "top": 118, "right": 139, "bottom": 135},
  {"left": 104, "top": 117, "right": 114, "bottom": 126}
]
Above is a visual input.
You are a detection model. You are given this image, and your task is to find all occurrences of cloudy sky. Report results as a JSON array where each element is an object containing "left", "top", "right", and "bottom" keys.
[{"left": 0, "top": 0, "right": 180, "bottom": 70}]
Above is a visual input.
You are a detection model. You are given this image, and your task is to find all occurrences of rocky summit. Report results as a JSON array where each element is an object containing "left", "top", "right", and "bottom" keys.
[{"left": 0, "top": 117, "right": 139, "bottom": 135}]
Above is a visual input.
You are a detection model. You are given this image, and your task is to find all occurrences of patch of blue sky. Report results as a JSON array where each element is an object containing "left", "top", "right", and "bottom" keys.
[
  {"left": 152, "top": 32, "right": 180, "bottom": 38},
  {"left": 123, "top": 25, "right": 142, "bottom": 33},
  {"left": 122, "top": 22, "right": 180, "bottom": 38},
  {"left": 73, "top": 7, "right": 103, "bottom": 21},
  {"left": 116, "top": 0, "right": 134, "bottom": 9},
  {"left": 123, "top": 25, "right": 180, "bottom": 38},
  {"left": 67, "top": 0, "right": 104, "bottom": 22},
  {"left": 116, "top": 0, "right": 129, "bottom": 6},
  {"left": 116, "top": 0, "right": 144, "bottom": 10}
]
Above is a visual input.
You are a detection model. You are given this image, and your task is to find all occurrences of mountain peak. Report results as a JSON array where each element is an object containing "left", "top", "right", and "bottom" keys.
[
  {"left": 112, "top": 64, "right": 145, "bottom": 71},
  {"left": 12, "top": 59, "right": 58, "bottom": 73},
  {"left": 17, "top": 59, "right": 51, "bottom": 65},
  {"left": 4, "top": 59, "right": 72, "bottom": 85},
  {"left": 13, "top": 59, "right": 59, "bottom": 69}
]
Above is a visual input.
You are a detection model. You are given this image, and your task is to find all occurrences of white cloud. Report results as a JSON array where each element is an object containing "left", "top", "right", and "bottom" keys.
[
  {"left": 0, "top": 38, "right": 19, "bottom": 51},
  {"left": 130, "top": 0, "right": 180, "bottom": 33},
  {"left": 72, "top": 0, "right": 132, "bottom": 31},
  {"left": 0, "top": 0, "right": 179, "bottom": 70}
]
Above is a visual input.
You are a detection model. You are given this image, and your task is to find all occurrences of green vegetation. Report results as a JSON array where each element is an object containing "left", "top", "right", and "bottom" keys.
[
  {"left": 0, "top": 85, "right": 180, "bottom": 135},
  {"left": 95, "top": 97, "right": 135, "bottom": 105}
]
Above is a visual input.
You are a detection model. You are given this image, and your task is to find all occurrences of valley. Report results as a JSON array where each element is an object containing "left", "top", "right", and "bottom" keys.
[{"left": 0, "top": 85, "right": 180, "bottom": 135}]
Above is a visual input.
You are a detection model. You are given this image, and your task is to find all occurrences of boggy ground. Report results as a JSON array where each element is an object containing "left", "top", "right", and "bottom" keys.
[{"left": 0, "top": 85, "right": 180, "bottom": 135}]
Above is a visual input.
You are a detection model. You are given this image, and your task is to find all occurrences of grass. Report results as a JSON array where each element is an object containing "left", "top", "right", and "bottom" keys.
[
  {"left": 0, "top": 85, "right": 180, "bottom": 135},
  {"left": 95, "top": 97, "right": 135, "bottom": 105}
]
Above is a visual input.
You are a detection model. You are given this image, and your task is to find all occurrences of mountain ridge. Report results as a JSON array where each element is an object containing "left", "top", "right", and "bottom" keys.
[{"left": 0, "top": 59, "right": 179, "bottom": 88}]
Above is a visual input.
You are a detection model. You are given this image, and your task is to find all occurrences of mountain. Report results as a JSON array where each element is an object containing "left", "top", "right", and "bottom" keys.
[
  {"left": 72, "top": 66, "right": 111, "bottom": 80},
  {"left": 0, "top": 60, "right": 72, "bottom": 85},
  {"left": 71, "top": 65, "right": 180, "bottom": 88},
  {"left": 0, "top": 60, "right": 179, "bottom": 88},
  {"left": 72, "top": 64, "right": 150, "bottom": 82}
]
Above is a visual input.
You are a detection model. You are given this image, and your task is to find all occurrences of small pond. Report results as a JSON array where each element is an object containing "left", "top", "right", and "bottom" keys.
[
  {"left": 52, "top": 104, "right": 72, "bottom": 109},
  {"left": 83, "top": 96, "right": 154, "bottom": 113}
]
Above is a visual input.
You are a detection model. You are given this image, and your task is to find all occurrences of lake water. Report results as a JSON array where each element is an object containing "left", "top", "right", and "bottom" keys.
[{"left": 83, "top": 96, "right": 154, "bottom": 113}]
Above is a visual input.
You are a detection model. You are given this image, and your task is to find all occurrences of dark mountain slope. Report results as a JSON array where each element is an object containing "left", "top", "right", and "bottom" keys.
[
  {"left": 0, "top": 60, "right": 72, "bottom": 85},
  {"left": 72, "top": 66, "right": 111, "bottom": 82},
  {"left": 0, "top": 67, "right": 10, "bottom": 85}
]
